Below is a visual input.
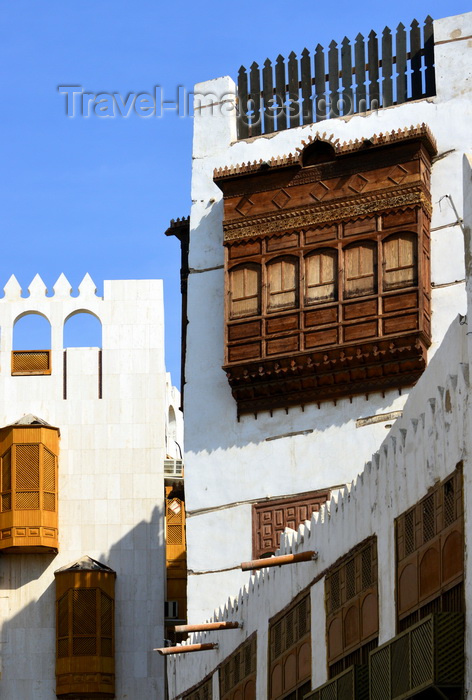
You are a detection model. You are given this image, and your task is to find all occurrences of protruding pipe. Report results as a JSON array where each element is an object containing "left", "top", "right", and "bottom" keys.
[
  {"left": 154, "top": 642, "right": 218, "bottom": 656},
  {"left": 241, "top": 550, "right": 317, "bottom": 571},
  {"left": 173, "top": 621, "right": 240, "bottom": 633}
]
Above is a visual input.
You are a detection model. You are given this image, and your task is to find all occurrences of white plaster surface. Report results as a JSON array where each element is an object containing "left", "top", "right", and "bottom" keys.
[
  {"left": 184, "top": 11, "right": 472, "bottom": 625},
  {"left": 170, "top": 127, "right": 472, "bottom": 699},
  {"left": 0, "top": 276, "right": 171, "bottom": 700},
  {"left": 170, "top": 312, "right": 471, "bottom": 698}
]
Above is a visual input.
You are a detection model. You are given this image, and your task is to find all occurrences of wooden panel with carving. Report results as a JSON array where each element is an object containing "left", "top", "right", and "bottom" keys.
[
  {"left": 218, "top": 128, "right": 436, "bottom": 415},
  {"left": 252, "top": 490, "right": 330, "bottom": 559},
  {"left": 219, "top": 635, "right": 256, "bottom": 700},
  {"left": 395, "top": 466, "right": 464, "bottom": 629},
  {"left": 325, "top": 539, "right": 378, "bottom": 677},
  {"left": 269, "top": 593, "right": 311, "bottom": 700}
]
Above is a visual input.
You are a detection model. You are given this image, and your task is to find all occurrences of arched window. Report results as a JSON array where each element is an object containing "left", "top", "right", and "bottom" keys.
[
  {"left": 305, "top": 249, "right": 337, "bottom": 304},
  {"left": 64, "top": 311, "right": 102, "bottom": 348},
  {"left": 267, "top": 257, "right": 298, "bottom": 311},
  {"left": 344, "top": 242, "right": 377, "bottom": 298},
  {"left": 12, "top": 313, "right": 52, "bottom": 375},
  {"left": 229, "top": 265, "right": 261, "bottom": 319},
  {"left": 383, "top": 232, "right": 417, "bottom": 291}
]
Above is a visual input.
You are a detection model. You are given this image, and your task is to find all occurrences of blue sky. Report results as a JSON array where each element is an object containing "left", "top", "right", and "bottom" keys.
[{"left": 1, "top": 1, "right": 470, "bottom": 387}]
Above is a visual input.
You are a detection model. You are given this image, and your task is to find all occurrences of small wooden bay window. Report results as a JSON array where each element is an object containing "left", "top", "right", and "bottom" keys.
[
  {"left": 0, "top": 415, "right": 59, "bottom": 553},
  {"left": 55, "top": 556, "right": 116, "bottom": 699}
]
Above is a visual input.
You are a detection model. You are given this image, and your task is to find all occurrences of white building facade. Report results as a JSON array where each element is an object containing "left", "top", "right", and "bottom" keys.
[
  {"left": 167, "top": 149, "right": 472, "bottom": 699},
  {"left": 183, "top": 10, "right": 472, "bottom": 625},
  {"left": 0, "top": 274, "right": 169, "bottom": 699}
]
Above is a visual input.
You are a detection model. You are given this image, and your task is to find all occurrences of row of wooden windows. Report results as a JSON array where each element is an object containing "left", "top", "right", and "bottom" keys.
[{"left": 229, "top": 232, "right": 417, "bottom": 319}]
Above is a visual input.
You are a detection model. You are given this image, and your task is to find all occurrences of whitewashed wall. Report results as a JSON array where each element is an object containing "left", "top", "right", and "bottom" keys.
[
  {"left": 184, "top": 11, "right": 472, "bottom": 623},
  {"left": 169, "top": 306, "right": 471, "bottom": 699},
  {"left": 0, "top": 275, "right": 167, "bottom": 699}
]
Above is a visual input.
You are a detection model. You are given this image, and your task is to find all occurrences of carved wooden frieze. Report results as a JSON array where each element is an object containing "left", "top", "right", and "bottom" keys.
[{"left": 215, "top": 126, "right": 436, "bottom": 416}]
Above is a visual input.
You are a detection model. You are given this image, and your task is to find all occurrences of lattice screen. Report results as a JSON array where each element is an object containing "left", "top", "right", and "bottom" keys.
[
  {"left": 220, "top": 635, "right": 256, "bottom": 699},
  {"left": 12, "top": 350, "right": 50, "bottom": 373},
  {"left": 325, "top": 539, "right": 379, "bottom": 672},
  {"left": 1, "top": 449, "right": 11, "bottom": 512}
]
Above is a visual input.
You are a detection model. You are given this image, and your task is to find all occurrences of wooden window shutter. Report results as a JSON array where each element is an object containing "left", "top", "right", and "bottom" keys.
[
  {"left": 383, "top": 232, "right": 417, "bottom": 291},
  {"left": 267, "top": 257, "right": 298, "bottom": 311},
  {"left": 43, "top": 447, "right": 56, "bottom": 511},
  {"left": 305, "top": 249, "right": 337, "bottom": 304},
  {"left": 72, "top": 588, "right": 97, "bottom": 656},
  {"left": 15, "top": 444, "right": 40, "bottom": 510},
  {"left": 344, "top": 242, "right": 376, "bottom": 298},
  {"left": 229, "top": 265, "right": 260, "bottom": 318},
  {"left": 1, "top": 449, "right": 11, "bottom": 512}
]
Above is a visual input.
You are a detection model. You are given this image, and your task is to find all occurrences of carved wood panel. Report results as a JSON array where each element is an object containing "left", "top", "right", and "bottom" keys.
[
  {"left": 217, "top": 129, "right": 435, "bottom": 415},
  {"left": 252, "top": 490, "right": 330, "bottom": 559}
]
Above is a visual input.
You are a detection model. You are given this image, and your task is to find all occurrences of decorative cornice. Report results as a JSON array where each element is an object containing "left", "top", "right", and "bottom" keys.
[
  {"left": 224, "top": 333, "right": 428, "bottom": 416},
  {"left": 223, "top": 186, "right": 431, "bottom": 242},
  {"left": 214, "top": 124, "right": 437, "bottom": 180}
]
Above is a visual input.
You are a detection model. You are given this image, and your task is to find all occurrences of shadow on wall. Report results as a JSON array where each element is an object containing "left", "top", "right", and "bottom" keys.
[
  {"left": 186, "top": 207, "right": 408, "bottom": 454},
  {"left": 0, "top": 505, "right": 165, "bottom": 699}
]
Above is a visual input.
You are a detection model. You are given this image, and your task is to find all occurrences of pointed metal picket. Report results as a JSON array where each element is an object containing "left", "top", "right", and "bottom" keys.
[
  {"left": 249, "top": 62, "right": 261, "bottom": 137},
  {"left": 262, "top": 58, "right": 275, "bottom": 134},
  {"left": 341, "top": 37, "right": 353, "bottom": 117},
  {"left": 368, "top": 30, "right": 379, "bottom": 109},
  {"left": 314, "top": 44, "right": 326, "bottom": 122},
  {"left": 328, "top": 40, "right": 339, "bottom": 118},
  {"left": 410, "top": 19, "right": 422, "bottom": 98},
  {"left": 275, "top": 54, "right": 287, "bottom": 132},
  {"left": 355, "top": 33, "right": 366, "bottom": 112},
  {"left": 396, "top": 23, "right": 408, "bottom": 104},
  {"left": 300, "top": 48, "right": 313, "bottom": 125},
  {"left": 424, "top": 16, "right": 436, "bottom": 97},
  {"left": 288, "top": 51, "right": 300, "bottom": 128},
  {"left": 382, "top": 27, "right": 393, "bottom": 107},
  {"left": 237, "top": 66, "right": 249, "bottom": 139}
]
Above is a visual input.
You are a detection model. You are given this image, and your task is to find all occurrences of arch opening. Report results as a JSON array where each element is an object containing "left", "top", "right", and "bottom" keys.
[{"left": 64, "top": 312, "right": 102, "bottom": 348}]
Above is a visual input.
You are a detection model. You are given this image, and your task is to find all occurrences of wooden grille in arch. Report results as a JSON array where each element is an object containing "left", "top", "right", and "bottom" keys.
[
  {"left": 220, "top": 635, "right": 256, "bottom": 700},
  {"left": 325, "top": 538, "right": 378, "bottom": 677},
  {"left": 269, "top": 593, "right": 311, "bottom": 699},
  {"left": 55, "top": 556, "right": 116, "bottom": 699},
  {"left": 0, "top": 421, "right": 59, "bottom": 553}
]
